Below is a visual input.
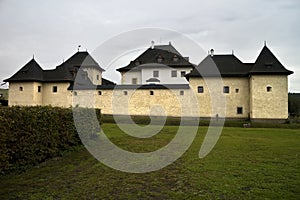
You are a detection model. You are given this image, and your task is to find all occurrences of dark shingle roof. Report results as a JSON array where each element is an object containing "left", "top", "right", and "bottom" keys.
[
  {"left": 4, "top": 58, "right": 44, "bottom": 82},
  {"left": 250, "top": 46, "right": 293, "bottom": 75},
  {"left": 102, "top": 78, "right": 116, "bottom": 85},
  {"left": 187, "top": 55, "right": 252, "bottom": 77},
  {"left": 187, "top": 45, "right": 293, "bottom": 78},
  {"left": 117, "top": 44, "right": 194, "bottom": 72},
  {"left": 4, "top": 51, "right": 105, "bottom": 83}
]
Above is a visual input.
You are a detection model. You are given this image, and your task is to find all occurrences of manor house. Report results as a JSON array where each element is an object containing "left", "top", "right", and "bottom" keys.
[{"left": 4, "top": 43, "right": 293, "bottom": 121}]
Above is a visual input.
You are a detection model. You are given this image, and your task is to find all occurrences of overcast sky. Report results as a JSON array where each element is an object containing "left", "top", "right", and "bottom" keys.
[{"left": 0, "top": 0, "right": 299, "bottom": 92}]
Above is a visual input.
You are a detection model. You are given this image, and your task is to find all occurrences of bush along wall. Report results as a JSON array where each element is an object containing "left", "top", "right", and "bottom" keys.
[{"left": 0, "top": 106, "right": 101, "bottom": 174}]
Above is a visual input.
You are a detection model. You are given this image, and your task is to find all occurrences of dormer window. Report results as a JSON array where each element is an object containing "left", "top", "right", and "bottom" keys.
[
  {"left": 157, "top": 55, "right": 163, "bottom": 63},
  {"left": 135, "top": 60, "right": 141, "bottom": 66},
  {"left": 173, "top": 55, "right": 179, "bottom": 62},
  {"left": 265, "top": 62, "right": 273, "bottom": 69}
]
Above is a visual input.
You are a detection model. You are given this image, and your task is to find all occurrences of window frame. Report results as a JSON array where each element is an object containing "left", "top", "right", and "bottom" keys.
[
  {"left": 52, "top": 86, "right": 58, "bottom": 93},
  {"left": 153, "top": 70, "right": 159, "bottom": 78},
  {"left": 237, "top": 107, "right": 243, "bottom": 114},
  {"left": 223, "top": 86, "right": 230, "bottom": 94},
  {"left": 197, "top": 86, "right": 204, "bottom": 93},
  {"left": 171, "top": 70, "right": 177, "bottom": 78}
]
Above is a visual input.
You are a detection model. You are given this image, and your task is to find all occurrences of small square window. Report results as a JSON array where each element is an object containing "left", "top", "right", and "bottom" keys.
[
  {"left": 267, "top": 86, "right": 272, "bottom": 92},
  {"left": 235, "top": 88, "right": 239, "bottom": 93},
  {"left": 153, "top": 71, "right": 159, "bottom": 78},
  {"left": 171, "top": 70, "right": 177, "bottom": 77},
  {"left": 223, "top": 86, "right": 230, "bottom": 93},
  {"left": 181, "top": 71, "right": 186, "bottom": 77},
  {"left": 98, "top": 91, "right": 102, "bottom": 95},
  {"left": 198, "top": 86, "right": 204, "bottom": 93},
  {"left": 123, "top": 91, "right": 128, "bottom": 95},
  {"left": 180, "top": 91, "right": 184, "bottom": 95},
  {"left": 237, "top": 107, "right": 243, "bottom": 114},
  {"left": 38, "top": 86, "right": 41, "bottom": 93},
  {"left": 19, "top": 87, "right": 23, "bottom": 91},
  {"left": 53, "top": 86, "right": 58, "bottom": 93},
  {"left": 132, "top": 78, "right": 137, "bottom": 84},
  {"left": 150, "top": 90, "right": 154, "bottom": 95}
]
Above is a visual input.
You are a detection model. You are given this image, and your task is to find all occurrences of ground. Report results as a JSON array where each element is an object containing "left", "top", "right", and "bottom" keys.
[{"left": 0, "top": 124, "right": 299, "bottom": 199}]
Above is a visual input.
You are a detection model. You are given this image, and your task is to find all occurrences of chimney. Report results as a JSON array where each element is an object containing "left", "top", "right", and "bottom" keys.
[
  {"left": 151, "top": 41, "right": 155, "bottom": 49},
  {"left": 210, "top": 49, "right": 214, "bottom": 57}
]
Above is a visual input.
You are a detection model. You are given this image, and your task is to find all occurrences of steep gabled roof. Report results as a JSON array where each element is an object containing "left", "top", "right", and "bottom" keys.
[
  {"left": 187, "top": 45, "right": 293, "bottom": 78},
  {"left": 117, "top": 43, "right": 194, "bottom": 72},
  {"left": 154, "top": 43, "right": 182, "bottom": 56},
  {"left": 4, "top": 58, "right": 44, "bottom": 82},
  {"left": 187, "top": 54, "right": 252, "bottom": 77},
  {"left": 64, "top": 51, "right": 104, "bottom": 71},
  {"left": 250, "top": 45, "right": 293, "bottom": 75},
  {"left": 4, "top": 51, "right": 105, "bottom": 83}
]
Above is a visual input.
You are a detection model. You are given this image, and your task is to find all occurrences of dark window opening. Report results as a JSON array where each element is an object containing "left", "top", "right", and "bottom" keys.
[
  {"left": 235, "top": 88, "right": 239, "bottom": 93},
  {"left": 123, "top": 91, "right": 128, "bottom": 95},
  {"left": 74, "top": 91, "right": 77, "bottom": 96},
  {"left": 223, "top": 86, "right": 230, "bottom": 93},
  {"left": 237, "top": 107, "right": 243, "bottom": 114},
  {"left": 38, "top": 86, "right": 41, "bottom": 93},
  {"left": 198, "top": 86, "right": 204, "bottom": 93},
  {"left": 150, "top": 90, "right": 154, "bottom": 95},
  {"left": 180, "top": 91, "right": 184, "bottom": 95},
  {"left": 153, "top": 71, "right": 159, "bottom": 78},
  {"left": 19, "top": 87, "right": 23, "bottom": 91},
  {"left": 53, "top": 86, "right": 58, "bottom": 93},
  {"left": 267, "top": 86, "right": 272, "bottom": 92},
  {"left": 181, "top": 71, "right": 186, "bottom": 77},
  {"left": 98, "top": 91, "right": 102, "bottom": 95}
]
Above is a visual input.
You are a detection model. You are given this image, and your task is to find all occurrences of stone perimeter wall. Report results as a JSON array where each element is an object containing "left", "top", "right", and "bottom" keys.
[{"left": 8, "top": 75, "right": 289, "bottom": 120}]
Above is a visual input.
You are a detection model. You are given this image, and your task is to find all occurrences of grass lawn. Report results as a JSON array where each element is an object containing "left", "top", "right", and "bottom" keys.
[{"left": 0, "top": 124, "right": 299, "bottom": 199}]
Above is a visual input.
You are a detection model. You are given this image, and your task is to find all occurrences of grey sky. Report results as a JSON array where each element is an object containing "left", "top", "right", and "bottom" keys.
[{"left": 0, "top": 0, "right": 299, "bottom": 92}]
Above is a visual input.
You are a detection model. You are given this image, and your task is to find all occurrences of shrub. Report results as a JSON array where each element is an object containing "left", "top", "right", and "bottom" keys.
[{"left": 0, "top": 106, "right": 101, "bottom": 174}]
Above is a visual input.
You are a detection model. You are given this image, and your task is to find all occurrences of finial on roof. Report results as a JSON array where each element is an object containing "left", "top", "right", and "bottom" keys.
[
  {"left": 264, "top": 41, "right": 267, "bottom": 46},
  {"left": 78, "top": 45, "right": 81, "bottom": 52},
  {"left": 33, "top": 54, "right": 34, "bottom": 59},
  {"left": 232, "top": 50, "right": 234, "bottom": 55},
  {"left": 210, "top": 49, "right": 214, "bottom": 57},
  {"left": 151, "top": 41, "right": 155, "bottom": 49},
  {"left": 169, "top": 41, "right": 171, "bottom": 45}
]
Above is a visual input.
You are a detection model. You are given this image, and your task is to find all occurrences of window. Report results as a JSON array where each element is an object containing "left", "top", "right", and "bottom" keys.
[
  {"left": 237, "top": 107, "right": 243, "bottom": 114},
  {"left": 267, "top": 86, "right": 272, "bottom": 92},
  {"left": 223, "top": 86, "right": 230, "bottom": 93},
  {"left": 38, "top": 86, "right": 41, "bottom": 93},
  {"left": 150, "top": 90, "right": 154, "bottom": 95},
  {"left": 132, "top": 78, "right": 137, "bottom": 84},
  {"left": 181, "top": 71, "right": 186, "bottom": 77},
  {"left": 74, "top": 91, "right": 77, "bottom": 96},
  {"left": 171, "top": 70, "right": 177, "bottom": 77},
  {"left": 19, "top": 87, "right": 23, "bottom": 91},
  {"left": 123, "top": 91, "right": 128, "bottom": 95},
  {"left": 198, "top": 86, "right": 204, "bottom": 93},
  {"left": 157, "top": 55, "right": 163, "bottom": 63},
  {"left": 173, "top": 55, "right": 179, "bottom": 62},
  {"left": 96, "top": 75, "right": 99, "bottom": 80},
  {"left": 180, "top": 91, "right": 184, "bottom": 95},
  {"left": 235, "top": 88, "right": 239, "bottom": 93},
  {"left": 52, "top": 86, "right": 57, "bottom": 93},
  {"left": 153, "top": 71, "right": 159, "bottom": 78},
  {"left": 98, "top": 91, "right": 102, "bottom": 95}
]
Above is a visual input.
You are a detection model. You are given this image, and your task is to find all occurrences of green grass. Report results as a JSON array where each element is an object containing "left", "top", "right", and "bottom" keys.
[{"left": 1, "top": 124, "right": 299, "bottom": 199}]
